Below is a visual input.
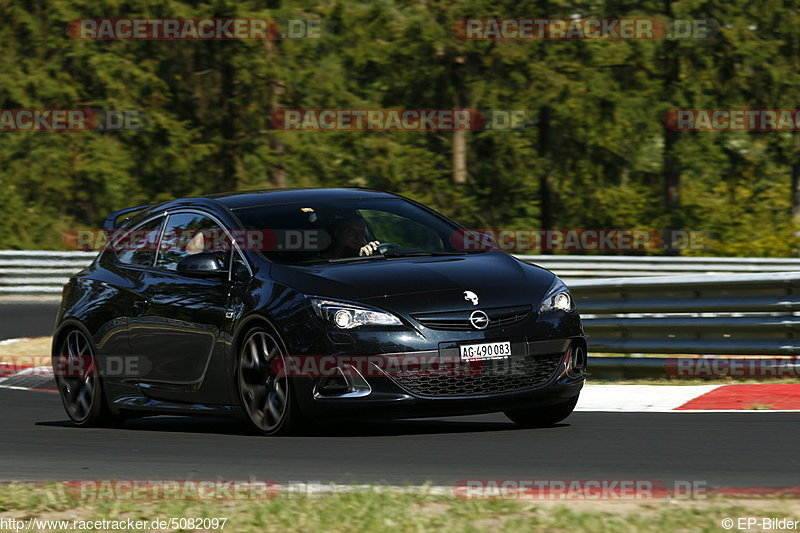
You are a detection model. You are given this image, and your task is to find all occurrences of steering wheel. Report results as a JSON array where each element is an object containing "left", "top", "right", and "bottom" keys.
[{"left": 377, "top": 242, "right": 400, "bottom": 255}]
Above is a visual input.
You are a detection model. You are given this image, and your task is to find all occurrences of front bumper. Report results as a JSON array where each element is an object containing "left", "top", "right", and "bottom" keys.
[{"left": 294, "top": 337, "right": 586, "bottom": 420}]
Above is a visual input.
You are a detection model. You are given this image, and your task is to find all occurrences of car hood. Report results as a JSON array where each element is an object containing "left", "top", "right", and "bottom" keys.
[{"left": 270, "top": 251, "right": 556, "bottom": 312}]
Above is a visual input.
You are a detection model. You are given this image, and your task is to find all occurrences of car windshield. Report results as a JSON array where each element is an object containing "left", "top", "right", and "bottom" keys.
[{"left": 232, "top": 197, "right": 489, "bottom": 265}]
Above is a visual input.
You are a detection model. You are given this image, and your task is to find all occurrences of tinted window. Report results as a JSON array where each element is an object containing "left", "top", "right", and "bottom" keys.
[
  {"left": 156, "top": 212, "right": 231, "bottom": 272},
  {"left": 360, "top": 210, "right": 444, "bottom": 251},
  {"left": 233, "top": 198, "right": 478, "bottom": 264},
  {"left": 113, "top": 217, "right": 164, "bottom": 267}
]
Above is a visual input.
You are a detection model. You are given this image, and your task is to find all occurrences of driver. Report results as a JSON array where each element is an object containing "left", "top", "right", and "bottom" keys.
[
  {"left": 322, "top": 215, "right": 380, "bottom": 259},
  {"left": 184, "top": 230, "right": 206, "bottom": 254}
]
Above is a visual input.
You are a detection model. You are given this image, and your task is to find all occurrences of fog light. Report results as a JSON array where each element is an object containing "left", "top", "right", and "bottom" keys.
[
  {"left": 314, "top": 364, "right": 372, "bottom": 399},
  {"left": 572, "top": 346, "right": 587, "bottom": 371},
  {"left": 320, "top": 368, "right": 349, "bottom": 394}
]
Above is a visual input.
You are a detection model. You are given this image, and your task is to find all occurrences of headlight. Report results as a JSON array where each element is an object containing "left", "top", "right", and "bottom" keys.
[
  {"left": 309, "top": 297, "right": 403, "bottom": 329},
  {"left": 539, "top": 277, "right": 574, "bottom": 313}
]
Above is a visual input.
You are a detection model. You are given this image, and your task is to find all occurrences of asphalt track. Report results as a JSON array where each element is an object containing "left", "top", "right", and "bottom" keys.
[
  {"left": 1, "top": 388, "right": 798, "bottom": 486},
  {"left": 0, "top": 301, "right": 59, "bottom": 339},
  {"left": 2, "top": 301, "right": 798, "bottom": 487}
]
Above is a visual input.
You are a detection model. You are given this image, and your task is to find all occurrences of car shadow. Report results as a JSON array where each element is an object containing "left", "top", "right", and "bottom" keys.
[
  {"left": 37, "top": 417, "right": 253, "bottom": 436},
  {"left": 37, "top": 416, "right": 567, "bottom": 437},
  {"left": 302, "top": 418, "right": 520, "bottom": 437}
]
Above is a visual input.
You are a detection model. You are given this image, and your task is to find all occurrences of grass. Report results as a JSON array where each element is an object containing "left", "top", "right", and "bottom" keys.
[
  {"left": 747, "top": 403, "right": 775, "bottom": 410},
  {"left": 1, "top": 483, "right": 799, "bottom": 533},
  {"left": 0, "top": 337, "right": 51, "bottom": 360}
]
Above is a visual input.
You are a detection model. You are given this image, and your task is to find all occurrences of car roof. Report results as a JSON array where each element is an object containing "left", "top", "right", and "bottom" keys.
[
  {"left": 206, "top": 188, "right": 399, "bottom": 210},
  {"left": 117, "top": 188, "right": 402, "bottom": 229}
]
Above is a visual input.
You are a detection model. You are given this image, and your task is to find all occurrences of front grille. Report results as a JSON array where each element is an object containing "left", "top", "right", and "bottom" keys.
[
  {"left": 412, "top": 305, "right": 532, "bottom": 331},
  {"left": 389, "top": 354, "right": 563, "bottom": 397}
]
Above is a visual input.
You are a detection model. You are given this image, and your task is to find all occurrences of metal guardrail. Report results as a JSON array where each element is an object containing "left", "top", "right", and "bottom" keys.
[
  {"left": 515, "top": 255, "right": 800, "bottom": 278},
  {"left": 2, "top": 251, "right": 800, "bottom": 357},
  {"left": 586, "top": 356, "right": 800, "bottom": 379},
  {"left": 0, "top": 251, "right": 97, "bottom": 294},
  {"left": 3, "top": 251, "right": 800, "bottom": 295},
  {"left": 570, "top": 272, "right": 800, "bottom": 355}
]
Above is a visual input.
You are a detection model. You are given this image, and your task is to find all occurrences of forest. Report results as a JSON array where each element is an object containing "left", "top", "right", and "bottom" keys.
[{"left": 0, "top": 0, "right": 798, "bottom": 255}]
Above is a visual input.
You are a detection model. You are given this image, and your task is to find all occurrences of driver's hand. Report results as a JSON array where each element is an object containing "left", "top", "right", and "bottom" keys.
[{"left": 359, "top": 241, "right": 381, "bottom": 256}]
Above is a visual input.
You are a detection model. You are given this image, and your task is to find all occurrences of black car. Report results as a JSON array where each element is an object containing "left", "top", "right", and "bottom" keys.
[{"left": 53, "top": 188, "right": 587, "bottom": 435}]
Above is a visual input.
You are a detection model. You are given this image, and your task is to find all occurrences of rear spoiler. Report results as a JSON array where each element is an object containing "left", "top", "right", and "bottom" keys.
[{"left": 103, "top": 204, "right": 155, "bottom": 230}]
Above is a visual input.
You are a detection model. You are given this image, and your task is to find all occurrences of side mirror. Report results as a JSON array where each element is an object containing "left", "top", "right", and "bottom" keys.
[{"left": 177, "top": 252, "right": 226, "bottom": 277}]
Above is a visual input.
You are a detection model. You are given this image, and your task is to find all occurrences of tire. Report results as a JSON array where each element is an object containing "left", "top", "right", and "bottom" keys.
[
  {"left": 237, "top": 327, "right": 305, "bottom": 436},
  {"left": 54, "top": 329, "right": 120, "bottom": 427},
  {"left": 504, "top": 395, "right": 579, "bottom": 428}
]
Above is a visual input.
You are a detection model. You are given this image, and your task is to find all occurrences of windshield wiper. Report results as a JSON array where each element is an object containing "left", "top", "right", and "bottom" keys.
[
  {"left": 382, "top": 251, "right": 476, "bottom": 258},
  {"left": 327, "top": 254, "right": 387, "bottom": 263},
  {"left": 327, "top": 250, "right": 490, "bottom": 263}
]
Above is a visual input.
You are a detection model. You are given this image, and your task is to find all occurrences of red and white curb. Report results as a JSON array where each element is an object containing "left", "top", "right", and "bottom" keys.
[
  {"left": 0, "top": 364, "right": 55, "bottom": 391},
  {"left": 577, "top": 384, "right": 800, "bottom": 412},
  {"left": 0, "top": 337, "right": 31, "bottom": 346}
]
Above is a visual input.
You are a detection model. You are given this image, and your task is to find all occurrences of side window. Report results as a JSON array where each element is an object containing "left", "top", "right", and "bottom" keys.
[
  {"left": 113, "top": 217, "right": 164, "bottom": 267},
  {"left": 156, "top": 212, "right": 231, "bottom": 272}
]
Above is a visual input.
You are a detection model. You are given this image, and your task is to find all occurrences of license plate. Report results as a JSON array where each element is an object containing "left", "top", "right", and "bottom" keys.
[{"left": 459, "top": 341, "right": 511, "bottom": 362}]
